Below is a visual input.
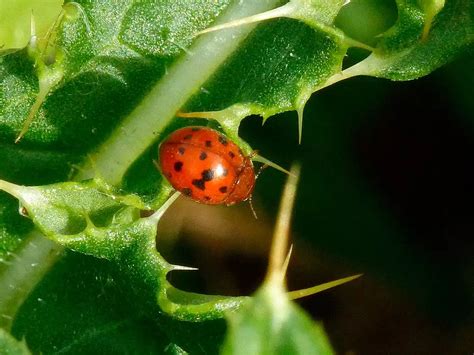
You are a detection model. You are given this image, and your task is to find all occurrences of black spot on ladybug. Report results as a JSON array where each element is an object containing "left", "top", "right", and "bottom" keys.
[
  {"left": 202, "top": 169, "right": 214, "bottom": 181},
  {"left": 190, "top": 170, "right": 214, "bottom": 191},
  {"left": 228, "top": 151, "right": 235, "bottom": 159},
  {"left": 218, "top": 135, "right": 228, "bottom": 146},
  {"left": 178, "top": 147, "right": 185, "bottom": 155},
  {"left": 183, "top": 134, "right": 192, "bottom": 140},
  {"left": 182, "top": 188, "right": 192, "bottom": 196},
  {"left": 205, "top": 140, "right": 212, "bottom": 147},
  {"left": 219, "top": 186, "right": 228, "bottom": 193},
  {"left": 192, "top": 179, "right": 205, "bottom": 190},
  {"left": 174, "top": 161, "right": 183, "bottom": 172},
  {"left": 191, "top": 127, "right": 201, "bottom": 131},
  {"left": 199, "top": 152, "right": 208, "bottom": 160}
]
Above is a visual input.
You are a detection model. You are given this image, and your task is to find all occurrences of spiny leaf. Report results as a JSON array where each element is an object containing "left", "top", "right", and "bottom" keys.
[
  {"left": 0, "top": 178, "right": 244, "bottom": 322},
  {"left": 331, "top": 0, "right": 473, "bottom": 81}
]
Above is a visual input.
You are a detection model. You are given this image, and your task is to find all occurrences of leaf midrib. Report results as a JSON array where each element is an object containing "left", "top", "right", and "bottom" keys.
[{"left": 76, "top": 0, "right": 282, "bottom": 185}]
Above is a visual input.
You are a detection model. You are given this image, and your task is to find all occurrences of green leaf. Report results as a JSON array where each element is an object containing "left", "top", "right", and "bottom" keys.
[
  {"left": 339, "top": 0, "right": 473, "bottom": 81},
  {"left": 11, "top": 251, "right": 208, "bottom": 354},
  {"left": 221, "top": 283, "right": 334, "bottom": 355},
  {"left": 0, "top": 193, "right": 32, "bottom": 261},
  {"left": 0, "top": 328, "right": 30, "bottom": 355}
]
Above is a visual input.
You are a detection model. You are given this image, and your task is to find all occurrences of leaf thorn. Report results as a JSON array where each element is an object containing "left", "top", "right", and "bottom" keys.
[
  {"left": 195, "top": 3, "right": 294, "bottom": 37},
  {"left": 171, "top": 264, "right": 199, "bottom": 271},
  {"left": 252, "top": 154, "right": 294, "bottom": 177},
  {"left": 288, "top": 274, "right": 363, "bottom": 300}
]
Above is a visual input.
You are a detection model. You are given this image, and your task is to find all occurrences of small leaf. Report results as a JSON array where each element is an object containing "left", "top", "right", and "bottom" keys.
[{"left": 221, "top": 283, "right": 334, "bottom": 355}]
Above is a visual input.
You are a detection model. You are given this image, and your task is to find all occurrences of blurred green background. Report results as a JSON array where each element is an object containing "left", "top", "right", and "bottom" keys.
[{"left": 0, "top": 0, "right": 62, "bottom": 50}]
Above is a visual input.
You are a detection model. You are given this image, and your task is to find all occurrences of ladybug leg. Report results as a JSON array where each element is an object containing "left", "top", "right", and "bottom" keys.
[
  {"left": 248, "top": 194, "right": 258, "bottom": 220},
  {"left": 246, "top": 163, "right": 267, "bottom": 220}
]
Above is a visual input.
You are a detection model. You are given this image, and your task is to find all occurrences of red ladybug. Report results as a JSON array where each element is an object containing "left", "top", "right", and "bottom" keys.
[{"left": 158, "top": 126, "right": 255, "bottom": 205}]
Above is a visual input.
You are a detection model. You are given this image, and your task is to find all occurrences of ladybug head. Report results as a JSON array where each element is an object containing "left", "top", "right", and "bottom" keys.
[{"left": 224, "top": 157, "right": 255, "bottom": 206}]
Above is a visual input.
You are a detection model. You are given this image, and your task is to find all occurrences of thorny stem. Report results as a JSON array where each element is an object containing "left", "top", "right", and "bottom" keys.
[
  {"left": 266, "top": 164, "right": 300, "bottom": 286},
  {"left": 261, "top": 166, "right": 361, "bottom": 298}
]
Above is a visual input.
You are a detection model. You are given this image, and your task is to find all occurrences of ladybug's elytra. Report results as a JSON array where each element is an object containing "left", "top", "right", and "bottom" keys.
[{"left": 158, "top": 126, "right": 255, "bottom": 205}]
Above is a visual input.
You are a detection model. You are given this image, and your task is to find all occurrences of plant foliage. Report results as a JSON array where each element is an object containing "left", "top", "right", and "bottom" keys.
[{"left": 0, "top": 0, "right": 471, "bottom": 352}]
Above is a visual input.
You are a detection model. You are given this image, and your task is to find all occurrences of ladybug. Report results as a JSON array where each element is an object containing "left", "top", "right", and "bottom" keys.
[{"left": 157, "top": 126, "right": 255, "bottom": 205}]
